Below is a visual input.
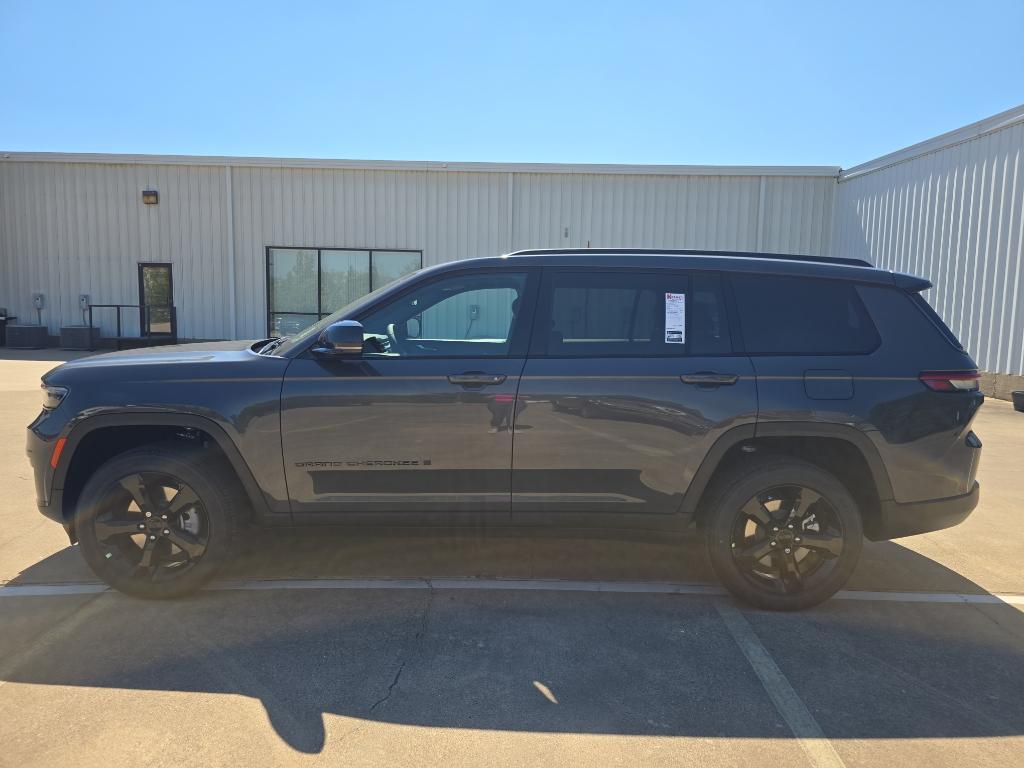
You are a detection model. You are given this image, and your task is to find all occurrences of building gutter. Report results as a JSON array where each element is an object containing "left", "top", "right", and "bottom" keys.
[{"left": 0, "top": 151, "right": 841, "bottom": 178}]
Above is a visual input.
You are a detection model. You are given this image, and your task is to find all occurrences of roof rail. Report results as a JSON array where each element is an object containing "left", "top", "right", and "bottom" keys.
[{"left": 506, "top": 248, "right": 873, "bottom": 268}]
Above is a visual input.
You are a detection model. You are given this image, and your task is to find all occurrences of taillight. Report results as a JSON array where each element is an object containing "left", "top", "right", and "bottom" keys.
[{"left": 919, "top": 370, "right": 981, "bottom": 392}]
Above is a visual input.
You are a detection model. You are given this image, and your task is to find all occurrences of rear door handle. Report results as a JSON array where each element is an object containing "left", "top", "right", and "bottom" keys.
[
  {"left": 680, "top": 372, "right": 739, "bottom": 387},
  {"left": 447, "top": 373, "right": 507, "bottom": 387}
]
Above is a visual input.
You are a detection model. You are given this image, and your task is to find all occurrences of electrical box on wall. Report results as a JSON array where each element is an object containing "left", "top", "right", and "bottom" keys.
[
  {"left": 79, "top": 294, "right": 90, "bottom": 311},
  {"left": 32, "top": 293, "right": 45, "bottom": 310}
]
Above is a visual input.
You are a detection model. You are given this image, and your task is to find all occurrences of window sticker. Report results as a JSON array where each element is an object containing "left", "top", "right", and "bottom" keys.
[{"left": 665, "top": 292, "right": 686, "bottom": 344}]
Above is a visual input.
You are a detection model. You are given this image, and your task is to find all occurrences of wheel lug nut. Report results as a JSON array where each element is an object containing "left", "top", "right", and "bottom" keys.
[
  {"left": 162, "top": 529, "right": 170, "bottom": 535},
  {"left": 784, "top": 548, "right": 791, "bottom": 554},
  {"left": 787, "top": 524, "right": 794, "bottom": 529},
  {"left": 161, "top": 514, "right": 168, "bottom": 520},
  {"left": 770, "top": 541, "right": 777, "bottom": 547},
  {"left": 772, "top": 527, "right": 779, "bottom": 532},
  {"left": 138, "top": 524, "right": 146, "bottom": 530},
  {"left": 144, "top": 512, "right": 152, "bottom": 518},
  {"left": 148, "top": 535, "right": 156, "bottom": 541},
  {"left": 795, "top": 537, "right": 801, "bottom": 543}
]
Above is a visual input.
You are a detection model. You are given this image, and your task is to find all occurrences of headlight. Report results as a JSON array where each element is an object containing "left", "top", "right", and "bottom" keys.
[{"left": 41, "top": 384, "right": 68, "bottom": 410}]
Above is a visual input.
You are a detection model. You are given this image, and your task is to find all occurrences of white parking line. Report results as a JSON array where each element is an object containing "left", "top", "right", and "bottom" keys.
[
  {"left": 1, "top": 577, "right": 1023, "bottom": 604},
  {"left": 0, "top": 583, "right": 110, "bottom": 597},
  {"left": 716, "top": 601, "right": 846, "bottom": 768}
]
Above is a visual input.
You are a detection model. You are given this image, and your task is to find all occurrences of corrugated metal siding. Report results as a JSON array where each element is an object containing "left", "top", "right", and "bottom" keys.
[
  {"left": 1, "top": 159, "right": 836, "bottom": 340},
  {"left": 833, "top": 119, "right": 1024, "bottom": 375},
  {"left": 511, "top": 173, "right": 828, "bottom": 254},
  {"left": 229, "top": 167, "right": 513, "bottom": 337},
  {"left": 0, "top": 161, "right": 232, "bottom": 339}
]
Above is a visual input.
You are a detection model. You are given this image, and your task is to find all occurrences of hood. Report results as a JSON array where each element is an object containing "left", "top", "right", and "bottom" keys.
[{"left": 42, "top": 340, "right": 266, "bottom": 381}]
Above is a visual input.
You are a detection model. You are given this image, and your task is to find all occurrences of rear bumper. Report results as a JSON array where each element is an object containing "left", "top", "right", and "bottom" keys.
[{"left": 867, "top": 482, "right": 980, "bottom": 541}]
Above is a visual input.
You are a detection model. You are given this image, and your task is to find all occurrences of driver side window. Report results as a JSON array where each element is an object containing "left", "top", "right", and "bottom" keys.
[{"left": 359, "top": 272, "right": 527, "bottom": 357}]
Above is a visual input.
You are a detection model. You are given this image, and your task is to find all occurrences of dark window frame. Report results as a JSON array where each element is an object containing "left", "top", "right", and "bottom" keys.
[
  {"left": 908, "top": 292, "right": 964, "bottom": 351},
  {"left": 265, "top": 246, "right": 423, "bottom": 336}
]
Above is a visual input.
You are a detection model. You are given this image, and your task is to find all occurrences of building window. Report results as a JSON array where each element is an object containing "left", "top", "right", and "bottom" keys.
[{"left": 266, "top": 247, "right": 421, "bottom": 336}]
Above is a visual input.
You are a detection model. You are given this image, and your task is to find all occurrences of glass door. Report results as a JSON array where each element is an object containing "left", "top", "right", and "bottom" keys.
[{"left": 138, "top": 263, "right": 173, "bottom": 336}]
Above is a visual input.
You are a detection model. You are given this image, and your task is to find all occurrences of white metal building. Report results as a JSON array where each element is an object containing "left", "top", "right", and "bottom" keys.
[
  {"left": 1, "top": 104, "right": 1022, "bottom": 387},
  {"left": 833, "top": 105, "right": 1024, "bottom": 382}
]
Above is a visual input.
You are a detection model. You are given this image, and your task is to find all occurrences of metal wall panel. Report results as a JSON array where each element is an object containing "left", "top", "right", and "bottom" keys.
[
  {"left": 0, "top": 161, "right": 231, "bottom": 339},
  {"left": 833, "top": 117, "right": 1024, "bottom": 375},
  {"left": 228, "top": 167, "right": 512, "bottom": 337},
  {"left": 1, "top": 157, "right": 837, "bottom": 340},
  {"left": 510, "top": 173, "right": 826, "bottom": 254}
]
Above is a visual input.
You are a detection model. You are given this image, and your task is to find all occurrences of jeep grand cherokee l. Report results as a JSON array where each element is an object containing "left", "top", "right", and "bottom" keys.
[{"left": 27, "top": 249, "right": 983, "bottom": 610}]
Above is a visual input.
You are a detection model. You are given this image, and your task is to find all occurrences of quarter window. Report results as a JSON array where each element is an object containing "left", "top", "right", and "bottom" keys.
[{"left": 732, "top": 274, "right": 879, "bottom": 355}]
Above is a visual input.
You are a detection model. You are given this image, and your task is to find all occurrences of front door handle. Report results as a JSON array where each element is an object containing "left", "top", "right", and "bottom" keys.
[
  {"left": 447, "top": 373, "right": 507, "bottom": 387},
  {"left": 680, "top": 372, "right": 739, "bottom": 387}
]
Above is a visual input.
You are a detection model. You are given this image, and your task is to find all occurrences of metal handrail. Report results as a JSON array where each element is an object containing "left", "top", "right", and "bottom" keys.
[{"left": 86, "top": 304, "right": 178, "bottom": 350}]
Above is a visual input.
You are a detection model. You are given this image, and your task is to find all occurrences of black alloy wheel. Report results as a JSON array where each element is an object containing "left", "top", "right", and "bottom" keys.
[
  {"left": 76, "top": 444, "right": 242, "bottom": 598},
  {"left": 90, "top": 472, "right": 210, "bottom": 581},
  {"left": 729, "top": 484, "right": 845, "bottom": 596},
  {"left": 704, "top": 458, "right": 863, "bottom": 610}
]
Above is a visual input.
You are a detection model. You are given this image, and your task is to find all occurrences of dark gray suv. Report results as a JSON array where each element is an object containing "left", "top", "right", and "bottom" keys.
[{"left": 27, "top": 249, "right": 983, "bottom": 609}]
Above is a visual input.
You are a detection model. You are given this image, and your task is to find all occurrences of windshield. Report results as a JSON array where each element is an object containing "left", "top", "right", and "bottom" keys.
[{"left": 268, "top": 269, "right": 425, "bottom": 356}]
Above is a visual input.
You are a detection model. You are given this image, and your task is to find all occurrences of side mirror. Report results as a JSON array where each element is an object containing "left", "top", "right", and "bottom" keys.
[{"left": 313, "top": 320, "right": 364, "bottom": 358}]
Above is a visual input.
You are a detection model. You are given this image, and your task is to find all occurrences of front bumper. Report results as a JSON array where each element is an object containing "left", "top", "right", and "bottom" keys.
[
  {"left": 27, "top": 424, "right": 74, "bottom": 540},
  {"left": 26, "top": 425, "right": 57, "bottom": 511},
  {"left": 866, "top": 482, "right": 980, "bottom": 541}
]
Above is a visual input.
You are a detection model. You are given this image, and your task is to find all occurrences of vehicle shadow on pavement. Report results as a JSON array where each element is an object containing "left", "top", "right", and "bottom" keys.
[{"left": 3, "top": 534, "right": 1023, "bottom": 754}]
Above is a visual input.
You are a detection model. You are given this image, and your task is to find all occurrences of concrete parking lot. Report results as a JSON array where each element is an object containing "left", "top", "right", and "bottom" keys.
[{"left": 1, "top": 350, "right": 1022, "bottom": 767}]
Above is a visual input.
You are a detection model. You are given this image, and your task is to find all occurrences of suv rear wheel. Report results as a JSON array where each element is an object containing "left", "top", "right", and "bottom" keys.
[
  {"left": 75, "top": 444, "right": 242, "bottom": 598},
  {"left": 703, "top": 457, "right": 863, "bottom": 611}
]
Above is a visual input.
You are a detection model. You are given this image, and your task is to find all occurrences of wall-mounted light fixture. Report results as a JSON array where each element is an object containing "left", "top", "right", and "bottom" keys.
[{"left": 142, "top": 189, "right": 159, "bottom": 205}]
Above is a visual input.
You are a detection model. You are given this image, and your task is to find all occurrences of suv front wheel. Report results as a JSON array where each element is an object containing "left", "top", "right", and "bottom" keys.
[
  {"left": 75, "top": 444, "right": 242, "bottom": 598},
  {"left": 704, "top": 458, "right": 863, "bottom": 611}
]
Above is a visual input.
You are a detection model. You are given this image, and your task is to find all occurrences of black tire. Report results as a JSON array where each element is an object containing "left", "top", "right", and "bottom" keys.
[
  {"left": 76, "top": 443, "right": 243, "bottom": 599},
  {"left": 703, "top": 457, "right": 863, "bottom": 611}
]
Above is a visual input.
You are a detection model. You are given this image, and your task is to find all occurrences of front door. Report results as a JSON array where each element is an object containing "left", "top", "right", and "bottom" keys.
[
  {"left": 512, "top": 269, "right": 757, "bottom": 518},
  {"left": 281, "top": 268, "right": 536, "bottom": 519},
  {"left": 138, "top": 263, "right": 174, "bottom": 337}
]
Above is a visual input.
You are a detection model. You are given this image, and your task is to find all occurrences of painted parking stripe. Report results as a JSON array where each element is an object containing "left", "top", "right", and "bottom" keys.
[
  {"left": 1, "top": 578, "right": 1023, "bottom": 605},
  {"left": 0, "top": 583, "right": 110, "bottom": 597},
  {"left": 716, "top": 601, "right": 846, "bottom": 768}
]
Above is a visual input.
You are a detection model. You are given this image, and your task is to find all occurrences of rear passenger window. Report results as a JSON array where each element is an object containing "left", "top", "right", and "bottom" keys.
[
  {"left": 732, "top": 274, "right": 879, "bottom": 355},
  {"left": 539, "top": 271, "right": 732, "bottom": 357},
  {"left": 690, "top": 273, "right": 732, "bottom": 354}
]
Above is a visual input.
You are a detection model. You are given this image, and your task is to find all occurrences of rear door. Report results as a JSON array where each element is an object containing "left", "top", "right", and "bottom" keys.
[{"left": 511, "top": 268, "right": 757, "bottom": 519}]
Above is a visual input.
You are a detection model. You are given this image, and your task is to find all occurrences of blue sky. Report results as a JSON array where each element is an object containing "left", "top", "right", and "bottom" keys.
[{"left": 2, "top": 0, "right": 1021, "bottom": 168}]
